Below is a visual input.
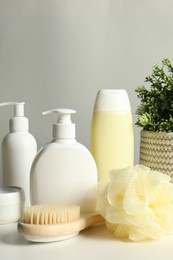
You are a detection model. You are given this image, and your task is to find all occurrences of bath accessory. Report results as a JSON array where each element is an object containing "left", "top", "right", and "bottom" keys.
[
  {"left": 0, "top": 186, "right": 25, "bottom": 224},
  {"left": 18, "top": 204, "right": 104, "bottom": 242},
  {"left": 0, "top": 102, "right": 37, "bottom": 206},
  {"left": 30, "top": 108, "right": 97, "bottom": 212},
  {"left": 91, "top": 89, "right": 134, "bottom": 183}
]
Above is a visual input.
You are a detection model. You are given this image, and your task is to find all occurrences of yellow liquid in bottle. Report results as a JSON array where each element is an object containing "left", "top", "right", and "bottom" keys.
[{"left": 91, "top": 111, "right": 134, "bottom": 183}]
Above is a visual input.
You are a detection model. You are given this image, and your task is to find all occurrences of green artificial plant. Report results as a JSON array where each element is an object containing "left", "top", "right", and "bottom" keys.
[{"left": 135, "top": 58, "right": 173, "bottom": 132}]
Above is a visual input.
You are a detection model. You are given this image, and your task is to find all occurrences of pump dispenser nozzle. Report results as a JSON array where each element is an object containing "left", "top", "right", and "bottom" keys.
[
  {"left": 0, "top": 102, "right": 28, "bottom": 131},
  {"left": 42, "top": 108, "right": 76, "bottom": 139}
]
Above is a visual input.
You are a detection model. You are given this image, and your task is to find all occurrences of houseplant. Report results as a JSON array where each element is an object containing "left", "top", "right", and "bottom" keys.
[{"left": 135, "top": 58, "right": 173, "bottom": 180}]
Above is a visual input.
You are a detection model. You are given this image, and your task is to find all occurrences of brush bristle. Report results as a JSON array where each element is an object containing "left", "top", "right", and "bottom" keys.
[{"left": 24, "top": 204, "right": 80, "bottom": 225}]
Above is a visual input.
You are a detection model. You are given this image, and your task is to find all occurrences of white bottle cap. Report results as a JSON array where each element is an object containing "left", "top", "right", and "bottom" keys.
[
  {"left": 94, "top": 89, "right": 131, "bottom": 112},
  {"left": 42, "top": 108, "right": 76, "bottom": 139},
  {"left": 0, "top": 102, "right": 28, "bottom": 131}
]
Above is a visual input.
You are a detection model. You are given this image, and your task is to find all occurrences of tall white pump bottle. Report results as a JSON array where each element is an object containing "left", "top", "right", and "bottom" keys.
[
  {"left": 30, "top": 108, "right": 98, "bottom": 213},
  {"left": 0, "top": 102, "right": 37, "bottom": 206}
]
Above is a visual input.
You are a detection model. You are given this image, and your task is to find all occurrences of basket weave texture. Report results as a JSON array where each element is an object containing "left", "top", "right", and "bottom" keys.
[{"left": 140, "top": 130, "right": 173, "bottom": 180}]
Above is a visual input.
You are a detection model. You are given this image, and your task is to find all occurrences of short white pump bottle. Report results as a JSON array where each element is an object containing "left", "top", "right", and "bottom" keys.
[
  {"left": 30, "top": 108, "right": 98, "bottom": 213},
  {"left": 0, "top": 102, "right": 37, "bottom": 206}
]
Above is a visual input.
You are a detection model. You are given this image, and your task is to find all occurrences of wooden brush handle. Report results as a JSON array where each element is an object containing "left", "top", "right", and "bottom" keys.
[{"left": 18, "top": 212, "right": 104, "bottom": 237}]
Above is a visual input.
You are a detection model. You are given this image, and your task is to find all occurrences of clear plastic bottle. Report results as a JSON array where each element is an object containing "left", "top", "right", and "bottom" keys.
[
  {"left": 90, "top": 89, "right": 134, "bottom": 183},
  {"left": 0, "top": 102, "right": 37, "bottom": 206},
  {"left": 30, "top": 108, "right": 97, "bottom": 213}
]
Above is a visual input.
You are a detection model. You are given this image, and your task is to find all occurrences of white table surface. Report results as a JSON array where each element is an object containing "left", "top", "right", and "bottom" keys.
[{"left": 1, "top": 222, "right": 173, "bottom": 260}]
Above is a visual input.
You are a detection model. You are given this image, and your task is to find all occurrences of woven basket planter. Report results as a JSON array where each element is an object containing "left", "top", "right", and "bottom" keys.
[{"left": 140, "top": 130, "right": 173, "bottom": 180}]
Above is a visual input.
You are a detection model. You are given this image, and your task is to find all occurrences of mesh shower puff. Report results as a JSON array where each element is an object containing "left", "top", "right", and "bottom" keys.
[{"left": 98, "top": 165, "right": 173, "bottom": 241}]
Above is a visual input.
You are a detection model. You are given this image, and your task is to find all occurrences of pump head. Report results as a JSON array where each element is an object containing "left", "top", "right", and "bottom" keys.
[
  {"left": 42, "top": 108, "right": 76, "bottom": 139},
  {"left": 0, "top": 102, "right": 28, "bottom": 131}
]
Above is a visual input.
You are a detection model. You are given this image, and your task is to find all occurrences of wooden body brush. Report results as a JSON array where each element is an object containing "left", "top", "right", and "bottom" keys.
[{"left": 18, "top": 204, "right": 104, "bottom": 242}]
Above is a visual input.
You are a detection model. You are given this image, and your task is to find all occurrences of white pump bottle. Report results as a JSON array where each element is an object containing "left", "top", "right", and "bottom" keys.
[
  {"left": 0, "top": 102, "right": 37, "bottom": 206},
  {"left": 30, "top": 108, "right": 98, "bottom": 213}
]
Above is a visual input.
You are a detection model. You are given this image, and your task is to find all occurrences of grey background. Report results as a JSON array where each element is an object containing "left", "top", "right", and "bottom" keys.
[{"left": 0, "top": 0, "right": 173, "bottom": 183}]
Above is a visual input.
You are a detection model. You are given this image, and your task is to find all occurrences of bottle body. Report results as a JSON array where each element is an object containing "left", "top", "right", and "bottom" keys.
[
  {"left": 90, "top": 89, "right": 134, "bottom": 183},
  {"left": 30, "top": 140, "right": 98, "bottom": 213},
  {"left": 2, "top": 132, "right": 37, "bottom": 206}
]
